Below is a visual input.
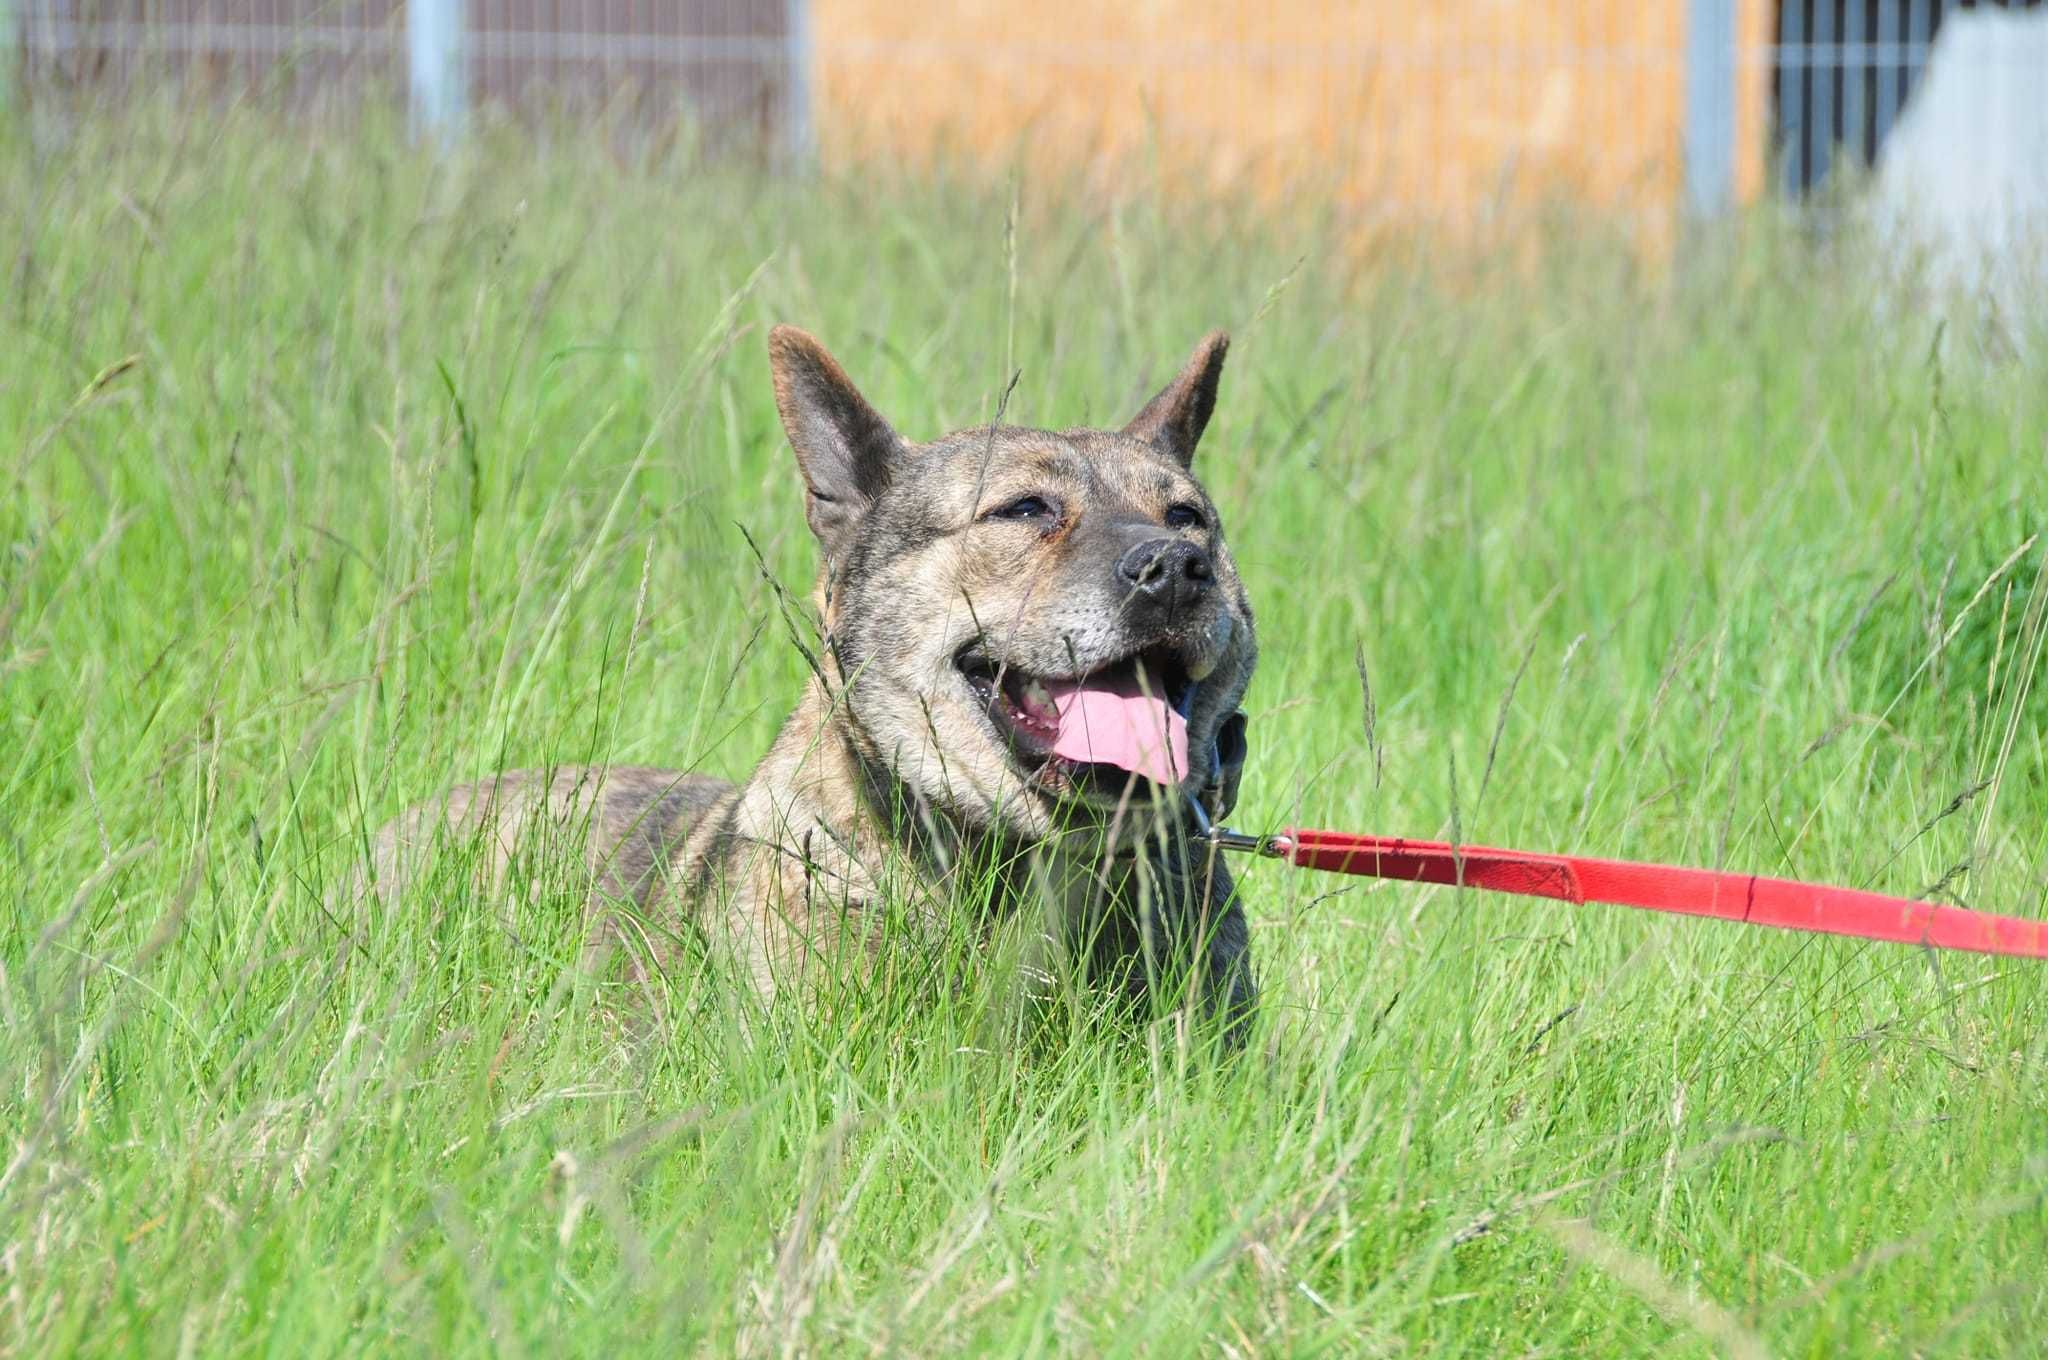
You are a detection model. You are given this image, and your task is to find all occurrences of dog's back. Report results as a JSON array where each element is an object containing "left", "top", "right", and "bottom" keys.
[{"left": 358, "top": 765, "right": 731, "bottom": 919}]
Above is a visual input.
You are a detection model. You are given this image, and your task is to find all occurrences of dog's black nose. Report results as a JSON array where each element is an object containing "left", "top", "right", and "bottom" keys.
[{"left": 1118, "top": 537, "right": 1213, "bottom": 608}]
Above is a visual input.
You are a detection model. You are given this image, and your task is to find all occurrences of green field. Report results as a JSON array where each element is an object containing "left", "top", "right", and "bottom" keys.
[{"left": 5, "top": 107, "right": 2046, "bottom": 1356}]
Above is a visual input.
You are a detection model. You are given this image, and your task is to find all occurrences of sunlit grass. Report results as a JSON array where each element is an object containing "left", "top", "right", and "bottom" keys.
[{"left": 4, "top": 102, "right": 2046, "bottom": 1356}]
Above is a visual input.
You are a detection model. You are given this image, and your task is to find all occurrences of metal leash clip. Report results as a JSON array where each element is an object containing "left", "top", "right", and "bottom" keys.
[{"left": 1185, "top": 794, "right": 1287, "bottom": 857}]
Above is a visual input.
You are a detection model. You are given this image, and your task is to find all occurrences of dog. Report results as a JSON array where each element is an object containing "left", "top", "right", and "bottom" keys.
[{"left": 361, "top": 327, "right": 1259, "bottom": 1040}]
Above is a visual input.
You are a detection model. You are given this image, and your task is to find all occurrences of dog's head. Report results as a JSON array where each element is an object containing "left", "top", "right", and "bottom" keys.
[{"left": 768, "top": 326, "right": 1257, "bottom": 842}]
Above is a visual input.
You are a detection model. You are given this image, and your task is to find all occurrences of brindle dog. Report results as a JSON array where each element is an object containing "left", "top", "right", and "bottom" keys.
[{"left": 363, "top": 328, "right": 1259, "bottom": 1039}]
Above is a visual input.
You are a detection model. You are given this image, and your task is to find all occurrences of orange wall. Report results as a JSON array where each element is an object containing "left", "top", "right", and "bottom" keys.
[{"left": 813, "top": 1, "right": 1774, "bottom": 247}]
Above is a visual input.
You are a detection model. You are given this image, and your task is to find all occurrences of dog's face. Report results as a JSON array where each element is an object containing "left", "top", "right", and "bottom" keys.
[{"left": 769, "top": 327, "right": 1257, "bottom": 842}]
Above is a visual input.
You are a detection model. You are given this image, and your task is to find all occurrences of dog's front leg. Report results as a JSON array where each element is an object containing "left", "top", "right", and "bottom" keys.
[{"left": 1078, "top": 833, "right": 1256, "bottom": 1051}]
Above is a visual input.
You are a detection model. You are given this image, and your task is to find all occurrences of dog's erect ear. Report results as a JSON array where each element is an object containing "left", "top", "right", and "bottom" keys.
[
  {"left": 1202, "top": 711, "right": 1250, "bottom": 822},
  {"left": 1123, "top": 330, "right": 1229, "bottom": 467},
  {"left": 769, "top": 325, "right": 909, "bottom": 558}
]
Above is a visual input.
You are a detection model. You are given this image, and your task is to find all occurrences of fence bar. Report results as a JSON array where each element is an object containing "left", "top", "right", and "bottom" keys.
[
  {"left": 0, "top": 0, "right": 13, "bottom": 107},
  {"left": 1907, "top": 0, "right": 1932, "bottom": 88},
  {"left": 1685, "top": 0, "right": 1737, "bottom": 214},
  {"left": 1874, "top": 0, "right": 1900, "bottom": 152},
  {"left": 1778, "top": 0, "right": 1807, "bottom": 193},
  {"left": 1844, "top": 0, "right": 1866, "bottom": 165},
  {"left": 409, "top": 0, "right": 466, "bottom": 137},
  {"left": 783, "top": 0, "right": 814, "bottom": 165},
  {"left": 1811, "top": 0, "right": 1835, "bottom": 187}
]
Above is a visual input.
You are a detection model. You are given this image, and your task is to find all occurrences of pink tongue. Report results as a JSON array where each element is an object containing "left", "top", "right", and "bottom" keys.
[{"left": 1041, "top": 673, "right": 1190, "bottom": 786}]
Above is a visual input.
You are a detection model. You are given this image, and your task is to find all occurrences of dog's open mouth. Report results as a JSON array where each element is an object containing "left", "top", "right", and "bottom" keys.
[{"left": 956, "top": 645, "right": 1194, "bottom": 796}]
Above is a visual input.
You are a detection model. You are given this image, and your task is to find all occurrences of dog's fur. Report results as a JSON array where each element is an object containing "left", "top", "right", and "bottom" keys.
[{"left": 362, "top": 328, "right": 1259, "bottom": 1038}]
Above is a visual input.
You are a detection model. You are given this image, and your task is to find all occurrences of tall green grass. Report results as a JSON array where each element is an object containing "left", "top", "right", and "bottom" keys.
[{"left": 4, "top": 105, "right": 2046, "bottom": 1356}]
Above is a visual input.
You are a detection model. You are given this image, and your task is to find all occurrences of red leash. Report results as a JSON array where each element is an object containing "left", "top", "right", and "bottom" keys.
[{"left": 1203, "top": 824, "right": 2048, "bottom": 959}]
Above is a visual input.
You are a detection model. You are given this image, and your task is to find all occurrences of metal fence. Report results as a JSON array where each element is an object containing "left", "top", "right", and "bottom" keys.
[
  {"left": 1773, "top": 0, "right": 1973, "bottom": 195},
  {"left": 7, "top": 1, "right": 807, "bottom": 154},
  {"left": 2, "top": 1, "right": 2041, "bottom": 210}
]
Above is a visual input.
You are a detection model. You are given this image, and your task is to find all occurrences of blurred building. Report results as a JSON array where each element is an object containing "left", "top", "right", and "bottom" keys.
[{"left": 812, "top": 0, "right": 1769, "bottom": 249}]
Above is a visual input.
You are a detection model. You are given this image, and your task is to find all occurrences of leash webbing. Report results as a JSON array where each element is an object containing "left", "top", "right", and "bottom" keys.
[{"left": 1206, "top": 825, "right": 2048, "bottom": 960}]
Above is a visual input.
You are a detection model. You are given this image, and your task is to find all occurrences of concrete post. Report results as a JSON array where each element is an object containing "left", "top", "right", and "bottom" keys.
[
  {"left": 1685, "top": 0, "right": 1738, "bottom": 214},
  {"left": 408, "top": 0, "right": 465, "bottom": 139}
]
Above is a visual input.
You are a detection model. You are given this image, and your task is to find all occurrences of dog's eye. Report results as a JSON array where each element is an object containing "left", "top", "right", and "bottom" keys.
[
  {"left": 1164, "top": 504, "right": 1205, "bottom": 530},
  {"left": 987, "top": 495, "right": 1055, "bottom": 522}
]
